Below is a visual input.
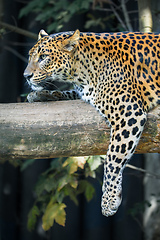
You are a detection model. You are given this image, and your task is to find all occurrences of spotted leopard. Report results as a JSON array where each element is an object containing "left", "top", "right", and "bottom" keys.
[{"left": 24, "top": 29, "right": 160, "bottom": 217}]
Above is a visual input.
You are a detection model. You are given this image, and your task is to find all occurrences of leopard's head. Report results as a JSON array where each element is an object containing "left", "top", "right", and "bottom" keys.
[{"left": 24, "top": 29, "right": 80, "bottom": 90}]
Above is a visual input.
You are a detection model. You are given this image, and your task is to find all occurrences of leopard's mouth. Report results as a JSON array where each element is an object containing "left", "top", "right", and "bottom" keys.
[{"left": 26, "top": 74, "right": 57, "bottom": 91}]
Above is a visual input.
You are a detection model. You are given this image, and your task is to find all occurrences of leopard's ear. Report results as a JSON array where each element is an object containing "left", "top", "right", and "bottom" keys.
[
  {"left": 61, "top": 29, "right": 80, "bottom": 52},
  {"left": 38, "top": 29, "right": 48, "bottom": 40}
]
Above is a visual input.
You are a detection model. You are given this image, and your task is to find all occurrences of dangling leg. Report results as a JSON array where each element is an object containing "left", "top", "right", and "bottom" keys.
[{"left": 101, "top": 111, "right": 147, "bottom": 216}]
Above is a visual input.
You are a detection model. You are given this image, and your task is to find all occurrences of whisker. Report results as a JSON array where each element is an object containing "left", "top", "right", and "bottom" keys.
[
  {"left": 42, "top": 81, "right": 60, "bottom": 90},
  {"left": 31, "top": 71, "right": 75, "bottom": 91}
]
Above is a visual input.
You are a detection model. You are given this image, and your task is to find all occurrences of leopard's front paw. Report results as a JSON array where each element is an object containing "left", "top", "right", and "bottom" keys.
[
  {"left": 27, "top": 92, "right": 39, "bottom": 102},
  {"left": 27, "top": 90, "right": 50, "bottom": 103},
  {"left": 27, "top": 90, "right": 66, "bottom": 102}
]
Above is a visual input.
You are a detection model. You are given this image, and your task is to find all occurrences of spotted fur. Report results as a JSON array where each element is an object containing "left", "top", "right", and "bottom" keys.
[{"left": 24, "top": 29, "right": 160, "bottom": 217}]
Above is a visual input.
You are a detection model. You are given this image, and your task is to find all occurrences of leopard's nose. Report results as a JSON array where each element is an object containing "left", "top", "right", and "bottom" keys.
[{"left": 23, "top": 71, "right": 33, "bottom": 81}]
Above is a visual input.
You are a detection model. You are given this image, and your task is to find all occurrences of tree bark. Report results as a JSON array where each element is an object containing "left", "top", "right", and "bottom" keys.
[
  {"left": 138, "top": 0, "right": 152, "bottom": 32},
  {"left": 0, "top": 100, "right": 160, "bottom": 161}
]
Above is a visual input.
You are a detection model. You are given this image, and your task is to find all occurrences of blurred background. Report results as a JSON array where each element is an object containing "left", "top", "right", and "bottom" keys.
[{"left": 0, "top": 0, "right": 160, "bottom": 239}]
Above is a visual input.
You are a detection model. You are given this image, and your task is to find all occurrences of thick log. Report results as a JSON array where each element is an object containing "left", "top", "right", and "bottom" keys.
[{"left": 0, "top": 100, "right": 160, "bottom": 161}]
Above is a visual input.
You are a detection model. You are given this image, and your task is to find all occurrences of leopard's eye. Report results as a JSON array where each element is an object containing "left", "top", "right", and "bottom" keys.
[{"left": 38, "top": 54, "right": 47, "bottom": 62}]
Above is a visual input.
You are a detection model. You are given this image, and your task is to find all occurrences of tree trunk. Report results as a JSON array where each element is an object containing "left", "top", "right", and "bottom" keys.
[
  {"left": 0, "top": 100, "right": 160, "bottom": 162},
  {"left": 138, "top": 0, "right": 152, "bottom": 32}
]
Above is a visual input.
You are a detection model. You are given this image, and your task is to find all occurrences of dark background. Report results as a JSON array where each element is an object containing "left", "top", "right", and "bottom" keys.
[{"left": 0, "top": 0, "right": 145, "bottom": 239}]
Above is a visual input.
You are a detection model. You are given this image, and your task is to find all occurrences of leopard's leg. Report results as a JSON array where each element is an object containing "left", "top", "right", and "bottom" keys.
[
  {"left": 101, "top": 109, "right": 147, "bottom": 217},
  {"left": 27, "top": 89, "right": 80, "bottom": 103}
]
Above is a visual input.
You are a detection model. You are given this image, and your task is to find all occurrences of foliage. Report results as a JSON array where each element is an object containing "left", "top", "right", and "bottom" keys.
[
  {"left": 22, "top": 156, "right": 103, "bottom": 231},
  {"left": 19, "top": 0, "right": 139, "bottom": 33},
  {"left": 127, "top": 200, "right": 153, "bottom": 230},
  {"left": 20, "top": 0, "right": 93, "bottom": 32},
  {"left": 128, "top": 200, "right": 152, "bottom": 218},
  {"left": 19, "top": 0, "right": 118, "bottom": 33}
]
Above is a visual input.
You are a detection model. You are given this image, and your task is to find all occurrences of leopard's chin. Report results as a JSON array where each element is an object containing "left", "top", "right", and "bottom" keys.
[{"left": 31, "top": 85, "right": 43, "bottom": 91}]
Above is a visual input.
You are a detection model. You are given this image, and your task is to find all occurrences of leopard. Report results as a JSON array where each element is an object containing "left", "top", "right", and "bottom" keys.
[{"left": 24, "top": 29, "right": 160, "bottom": 217}]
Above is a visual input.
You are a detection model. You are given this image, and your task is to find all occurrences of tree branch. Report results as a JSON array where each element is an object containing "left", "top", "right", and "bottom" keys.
[
  {"left": 4, "top": 46, "right": 28, "bottom": 63},
  {"left": 0, "top": 100, "right": 160, "bottom": 161},
  {"left": 0, "top": 21, "right": 37, "bottom": 39},
  {"left": 121, "top": 0, "right": 133, "bottom": 31},
  {"left": 126, "top": 164, "right": 160, "bottom": 179},
  {"left": 110, "top": 4, "right": 128, "bottom": 31}
]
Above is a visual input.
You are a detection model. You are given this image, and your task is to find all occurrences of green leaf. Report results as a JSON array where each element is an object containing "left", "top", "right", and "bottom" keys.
[
  {"left": 68, "top": 191, "right": 78, "bottom": 205},
  {"left": 19, "top": 0, "right": 40, "bottom": 18},
  {"left": 85, "top": 182, "right": 95, "bottom": 201},
  {"left": 27, "top": 205, "right": 40, "bottom": 231},
  {"left": 47, "top": 22, "right": 61, "bottom": 33},
  {"left": 63, "top": 157, "right": 86, "bottom": 174},
  {"left": 54, "top": 203, "right": 66, "bottom": 226},
  {"left": 78, "top": 180, "right": 95, "bottom": 201},
  {"left": 64, "top": 185, "right": 79, "bottom": 205},
  {"left": 35, "top": 8, "right": 54, "bottom": 23},
  {"left": 50, "top": 158, "right": 61, "bottom": 170},
  {"left": 57, "top": 176, "right": 69, "bottom": 191},
  {"left": 42, "top": 201, "right": 66, "bottom": 230},
  {"left": 20, "top": 93, "right": 28, "bottom": 97},
  {"left": 77, "top": 180, "right": 87, "bottom": 194},
  {"left": 87, "top": 156, "right": 102, "bottom": 171},
  {"left": 35, "top": 173, "right": 57, "bottom": 197},
  {"left": 81, "top": 0, "right": 90, "bottom": 10},
  {"left": 70, "top": 179, "right": 78, "bottom": 189},
  {"left": 85, "top": 168, "right": 96, "bottom": 178},
  {"left": 57, "top": 175, "right": 78, "bottom": 191},
  {"left": 20, "top": 159, "right": 36, "bottom": 171}
]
